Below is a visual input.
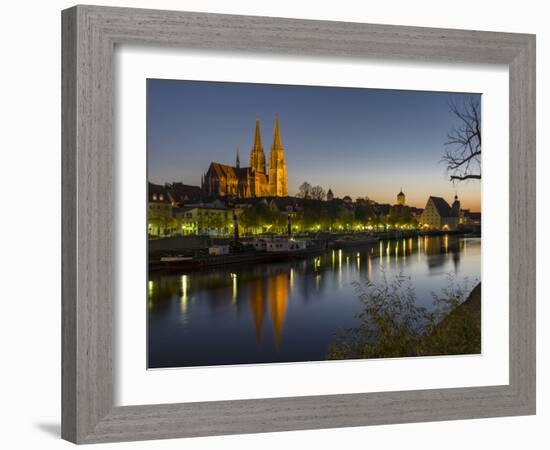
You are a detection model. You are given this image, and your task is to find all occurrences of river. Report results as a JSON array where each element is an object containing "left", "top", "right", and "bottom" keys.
[{"left": 148, "top": 235, "right": 481, "bottom": 368}]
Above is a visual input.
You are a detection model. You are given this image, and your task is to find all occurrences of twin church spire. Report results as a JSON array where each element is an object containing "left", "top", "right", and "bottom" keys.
[
  {"left": 268, "top": 114, "right": 288, "bottom": 196},
  {"left": 246, "top": 114, "right": 288, "bottom": 197},
  {"left": 272, "top": 113, "right": 283, "bottom": 151},
  {"left": 249, "top": 117, "right": 266, "bottom": 174}
]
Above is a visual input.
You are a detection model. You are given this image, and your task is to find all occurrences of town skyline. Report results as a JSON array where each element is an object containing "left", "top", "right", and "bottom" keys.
[{"left": 147, "top": 80, "right": 481, "bottom": 211}]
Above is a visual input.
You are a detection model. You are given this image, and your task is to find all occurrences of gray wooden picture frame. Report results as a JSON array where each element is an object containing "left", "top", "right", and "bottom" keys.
[{"left": 61, "top": 4, "right": 536, "bottom": 444}]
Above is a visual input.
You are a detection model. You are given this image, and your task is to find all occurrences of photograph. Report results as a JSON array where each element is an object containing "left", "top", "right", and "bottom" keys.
[{"left": 146, "top": 79, "right": 482, "bottom": 369}]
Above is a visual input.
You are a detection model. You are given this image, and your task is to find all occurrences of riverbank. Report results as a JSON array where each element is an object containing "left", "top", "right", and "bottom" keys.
[
  {"left": 148, "top": 230, "right": 478, "bottom": 272},
  {"left": 327, "top": 280, "right": 482, "bottom": 360},
  {"left": 422, "top": 282, "right": 481, "bottom": 355},
  {"left": 149, "top": 245, "right": 327, "bottom": 272}
]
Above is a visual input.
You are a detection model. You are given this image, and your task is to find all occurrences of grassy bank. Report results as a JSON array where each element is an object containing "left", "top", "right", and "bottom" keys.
[
  {"left": 421, "top": 282, "right": 481, "bottom": 356},
  {"left": 327, "top": 278, "right": 481, "bottom": 360}
]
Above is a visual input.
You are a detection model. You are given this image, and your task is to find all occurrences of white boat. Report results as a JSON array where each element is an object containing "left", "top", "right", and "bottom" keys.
[
  {"left": 208, "top": 245, "right": 230, "bottom": 256},
  {"left": 251, "top": 237, "right": 268, "bottom": 251},
  {"left": 266, "top": 238, "right": 307, "bottom": 253},
  {"left": 160, "top": 255, "right": 193, "bottom": 262}
]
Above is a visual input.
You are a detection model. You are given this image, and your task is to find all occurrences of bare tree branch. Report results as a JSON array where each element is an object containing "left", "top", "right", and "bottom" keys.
[
  {"left": 450, "top": 174, "right": 481, "bottom": 181},
  {"left": 442, "top": 97, "right": 482, "bottom": 182}
]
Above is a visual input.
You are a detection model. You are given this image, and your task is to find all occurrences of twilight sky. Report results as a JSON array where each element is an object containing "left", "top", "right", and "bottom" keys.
[{"left": 147, "top": 79, "right": 481, "bottom": 211}]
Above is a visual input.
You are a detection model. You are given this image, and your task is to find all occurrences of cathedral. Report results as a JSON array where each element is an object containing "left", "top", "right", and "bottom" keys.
[{"left": 202, "top": 115, "right": 288, "bottom": 198}]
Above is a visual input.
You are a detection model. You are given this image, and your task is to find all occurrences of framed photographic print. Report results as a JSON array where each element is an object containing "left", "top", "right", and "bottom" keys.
[
  {"left": 62, "top": 5, "right": 536, "bottom": 444},
  {"left": 146, "top": 80, "right": 484, "bottom": 369}
]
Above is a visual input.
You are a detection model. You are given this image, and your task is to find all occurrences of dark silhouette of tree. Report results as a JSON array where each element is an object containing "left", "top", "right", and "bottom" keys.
[
  {"left": 443, "top": 97, "right": 481, "bottom": 181},
  {"left": 310, "top": 185, "right": 326, "bottom": 201},
  {"left": 389, "top": 204, "right": 415, "bottom": 225},
  {"left": 355, "top": 203, "right": 376, "bottom": 223},
  {"left": 296, "top": 182, "right": 312, "bottom": 199}
]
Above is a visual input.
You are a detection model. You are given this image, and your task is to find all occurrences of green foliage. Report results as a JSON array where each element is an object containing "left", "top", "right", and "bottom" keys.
[
  {"left": 233, "top": 192, "right": 419, "bottom": 234},
  {"left": 187, "top": 210, "right": 230, "bottom": 235},
  {"left": 239, "top": 202, "right": 285, "bottom": 233},
  {"left": 388, "top": 204, "right": 417, "bottom": 227},
  {"left": 355, "top": 203, "right": 376, "bottom": 223},
  {"left": 327, "top": 274, "right": 480, "bottom": 360},
  {"left": 337, "top": 207, "right": 354, "bottom": 229}
]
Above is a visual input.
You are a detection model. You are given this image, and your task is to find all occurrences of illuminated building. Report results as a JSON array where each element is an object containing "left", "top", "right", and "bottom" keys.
[
  {"left": 202, "top": 115, "right": 288, "bottom": 198},
  {"left": 397, "top": 188, "right": 406, "bottom": 205},
  {"left": 172, "top": 199, "right": 229, "bottom": 236},
  {"left": 419, "top": 196, "right": 460, "bottom": 230},
  {"left": 147, "top": 183, "right": 174, "bottom": 237}
]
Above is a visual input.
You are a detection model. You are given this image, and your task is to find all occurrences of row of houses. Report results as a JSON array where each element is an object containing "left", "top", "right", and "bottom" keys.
[
  {"left": 148, "top": 183, "right": 229, "bottom": 237},
  {"left": 147, "top": 182, "right": 481, "bottom": 237}
]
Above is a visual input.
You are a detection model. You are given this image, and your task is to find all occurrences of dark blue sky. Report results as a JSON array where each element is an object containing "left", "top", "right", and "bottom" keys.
[{"left": 147, "top": 79, "right": 481, "bottom": 210}]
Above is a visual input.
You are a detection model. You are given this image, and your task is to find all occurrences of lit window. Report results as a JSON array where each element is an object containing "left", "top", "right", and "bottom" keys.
[
  {"left": 159, "top": 194, "right": 164, "bottom": 201},
  {"left": 152, "top": 194, "right": 157, "bottom": 201}
]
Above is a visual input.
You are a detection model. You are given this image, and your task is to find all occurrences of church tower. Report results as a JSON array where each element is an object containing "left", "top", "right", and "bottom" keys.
[
  {"left": 268, "top": 113, "right": 288, "bottom": 197},
  {"left": 452, "top": 194, "right": 461, "bottom": 216},
  {"left": 397, "top": 188, "right": 406, "bottom": 205},
  {"left": 249, "top": 118, "right": 266, "bottom": 174}
]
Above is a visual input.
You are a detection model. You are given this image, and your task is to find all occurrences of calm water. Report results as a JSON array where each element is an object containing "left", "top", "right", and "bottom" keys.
[{"left": 148, "top": 235, "right": 481, "bottom": 368}]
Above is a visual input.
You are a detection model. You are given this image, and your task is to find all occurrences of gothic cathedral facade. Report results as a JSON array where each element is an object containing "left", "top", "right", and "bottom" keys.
[{"left": 202, "top": 115, "right": 288, "bottom": 198}]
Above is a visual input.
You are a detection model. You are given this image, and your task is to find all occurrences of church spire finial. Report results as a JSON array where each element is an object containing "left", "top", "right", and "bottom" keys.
[
  {"left": 236, "top": 147, "right": 240, "bottom": 168},
  {"left": 249, "top": 116, "right": 266, "bottom": 174},
  {"left": 272, "top": 112, "right": 282, "bottom": 149},
  {"left": 253, "top": 117, "right": 262, "bottom": 149}
]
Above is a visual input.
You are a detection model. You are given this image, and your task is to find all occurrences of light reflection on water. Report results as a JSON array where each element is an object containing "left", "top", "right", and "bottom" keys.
[{"left": 148, "top": 236, "right": 480, "bottom": 368}]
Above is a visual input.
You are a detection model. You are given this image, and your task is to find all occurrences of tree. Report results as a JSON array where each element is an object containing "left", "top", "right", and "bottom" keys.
[
  {"left": 442, "top": 97, "right": 481, "bottom": 181},
  {"left": 337, "top": 207, "right": 354, "bottom": 230},
  {"left": 310, "top": 185, "right": 326, "bottom": 201},
  {"left": 327, "top": 274, "right": 480, "bottom": 360},
  {"left": 318, "top": 207, "right": 331, "bottom": 230},
  {"left": 355, "top": 203, "right": 376, "bottom": 224},
  {"left": 388, "top": 204, "right": 415, "bottom": 226},
  {"left": 296, "top": 182, "right": 312, "bottom": 199},
  {"left": 239, "top": 202, "right": 280, "bottom": 233},
  {"left": 301, "top": 204, "right": 321, "bottom": 230},
  {"left": 205, "top": 212, "right": 228, "bottom": 235},
  {"left": 239, "top": 205, "right": 261, "bottom": 231}
]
